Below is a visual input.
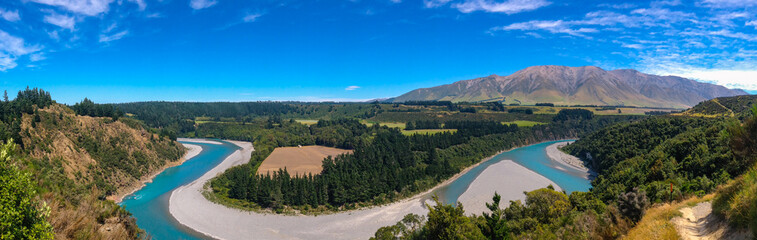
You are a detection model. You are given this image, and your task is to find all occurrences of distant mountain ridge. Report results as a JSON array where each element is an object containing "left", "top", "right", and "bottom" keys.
[{"left": 391, "top": 66, "right": 748, "bottom": 108}]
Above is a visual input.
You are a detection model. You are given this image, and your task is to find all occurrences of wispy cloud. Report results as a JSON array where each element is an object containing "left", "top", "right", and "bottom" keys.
[
  {"left": 43, "top": 12, "right": 76, "bottom": 31},
  {"left": 31, "top": 0, "right": 115, "bottom": 16},
  {"left": 345, "top": 86, "right": 361, "bottom": 91},
  {"left": 700, "top": 0, "right": 757, "bottom": 8},
  {"left": 0, "top": 8, "right": 20, "bottom": 22},
  {"left": 424, "top": 0, "right": 453, "bottom": 8},
  {"left": 748, "top": 20, "right": 757, "bottom": 28},
  {"left": 492, "top": 20, "right": 597, "bottom": 37},
  {"left": 453, "top": 0, "right": 551, "bottom": 14},
  {"left": 29, "top": 52, "right": 46, "bottom": 62},
  {"left": 128, "top": 0, "right": 146, "bottom": 11},
  {"left": 598, "top": 3, "right": 636, "bottom": 9},
  {"left": 0, "top": 30, "right": 41, "bottom": 71},
  {"left": 190, "top": 0, "right": 217, "bottom": 10},
  {"left": 99, "top": 30, "right": 128, "bottom": 42},
  {"left": 243, "top": 13, "right": 262, "bottom": 22}
]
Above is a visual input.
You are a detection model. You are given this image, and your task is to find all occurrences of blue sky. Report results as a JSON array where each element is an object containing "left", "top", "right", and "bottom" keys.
[{"left": 0, "top": 0, "right": 756, "bottom": 104}]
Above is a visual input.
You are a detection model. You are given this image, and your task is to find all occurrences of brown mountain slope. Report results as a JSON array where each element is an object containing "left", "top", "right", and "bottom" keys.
[
  {"left": 392, "top": 66, "right": 748, "bottom": 108},
  {"left": 18, "top": 104, "right": 186, "bottom": 239}
]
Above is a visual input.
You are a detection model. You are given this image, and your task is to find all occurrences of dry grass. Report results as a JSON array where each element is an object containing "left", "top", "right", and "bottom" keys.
[
  {"left": 294, "top": 119, "right": 319, "bottom": 125},
  {"left": 256, "top": 146, "right": 352, "bottom": 176},
  {"left": 46, "top": 190, "right": 137, "bottom": 240},
  {"left": 623, "top": 194, "right": 714, "bottom": 240},
  {"left": 360, "top": 120, "right": 406, "bottom": 129},
  {"left": 401, "top": 129, "right": 457, "bottom": 135}
]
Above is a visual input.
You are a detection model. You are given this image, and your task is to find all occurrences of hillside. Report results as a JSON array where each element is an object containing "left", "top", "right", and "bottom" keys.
[
  {"left": 680, "top": 95, "right": 757, "bottom": 118},
  {"left": 27, "top": 104, "right": 185, "bottom": 239},
  {"left": 21, "top": 104, "right": 186, "bottom": 201},
  {"left": 392, "top": 66, "right": 747, "bottom": 108},
  {"left": 1, "top": 89, "right": 186, "bottom": 239}
]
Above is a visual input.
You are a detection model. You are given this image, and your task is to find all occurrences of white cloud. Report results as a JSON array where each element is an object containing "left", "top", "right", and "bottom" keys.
[
  {"left": 47, "top": 31, "right": 60, "bottom": 40},
  {"left": 621, "top": 43, "right": 644, "bottom": 49},
  {"left": 390, "top": 0, "right": 402, "bottom": 3},
  {"left": 29, "top": 53, "right": 46, "bottom": 62},
  {"left": 701, "top": 0, "right": 757, "bottom": 8},
  {"left": 493, "top": 20, "right": 598, "bottom": 37},
  {"left": 99, "top": 30, "right": 128, "bottom": 42},
  {"left": 453, "top": 0, "right": 550, "bottom": 14},
  {"left": 0, "top": 8, "right": 20, "bottom": 22},
  {"left": 31, "top": 0, "right": 115, "bottom": 16},
  {"left": 345, "top": 86, "right": 361, "bottom": 91},
  {"left": 496, "top": 7, "right": 696, "bottom": 38},
  {"left": 190, "top": 0, "right": 217, "bottom": 10},
  {"left": 243, "top": 13, "right": 262, "bottom": 22},
  {"left": 0, "top": 30, "right": 41, "bottom": 71},
  {"left": 104, "top": 22, "right": 118, "bottom": 33},
  {"left": 129, "top": 0, "right": 146, "bottom": 10},
  {"left": 630, "top": 8, "right": 695, "bottom": 26},
  {"left": 747, "top": 20, "right": 757, "bottom": 28},
  {"left": 582, "top": 10, "right": 643, "bottom": 27},
  {"left": 598, "top": 3, "right": 636, "bottom": 9},
  {"left": 423, "top": 0, "right": 452, "bottom": 8},
  {"left": 710, "top": 29, "right": 757, "bottom": 41},
  {"left": 43, "top": 13, "right": 76, "bottom": 30}
]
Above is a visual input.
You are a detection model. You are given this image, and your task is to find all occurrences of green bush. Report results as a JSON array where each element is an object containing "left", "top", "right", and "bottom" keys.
[{"left": 0, "top": 140, "right": 54, "bottom": 239}]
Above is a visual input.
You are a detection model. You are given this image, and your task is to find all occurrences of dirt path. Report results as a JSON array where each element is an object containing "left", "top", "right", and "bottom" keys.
[
  {"left": 672, "top": 202, "right": 751, "bottom": 240},
  {"left": 712, "top": 98, "right": 735, "bottom": 117}
]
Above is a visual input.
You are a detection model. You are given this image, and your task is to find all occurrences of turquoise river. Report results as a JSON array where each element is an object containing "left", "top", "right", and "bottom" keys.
[{"left": 121, "top": 139, "right": 590, "bottom": 239}]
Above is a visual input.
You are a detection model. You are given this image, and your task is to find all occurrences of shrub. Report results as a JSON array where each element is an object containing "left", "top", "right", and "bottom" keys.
[
  {"left": 0, "top": 140, "right": 54, "bottom": 239},
  {"left": 617, "top": 188, "right": 650, "bottom": 222}
]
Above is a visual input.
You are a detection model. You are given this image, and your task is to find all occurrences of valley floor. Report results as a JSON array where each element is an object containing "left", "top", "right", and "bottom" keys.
[{"left": 167, "top": 139, "right": 578, "bottom": 239}]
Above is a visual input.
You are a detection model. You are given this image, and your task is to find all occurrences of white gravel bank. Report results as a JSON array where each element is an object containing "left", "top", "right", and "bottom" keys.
[
  {"left": 457, "top": 160, "right": 561, "bottom": 215},
  {"left": 545, "top": 142, "right": 596, "bottom": 179}
]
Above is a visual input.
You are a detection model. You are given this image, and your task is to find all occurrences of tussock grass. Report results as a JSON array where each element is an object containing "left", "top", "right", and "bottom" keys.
[
  {"left": 623, "top": 194, "right": 714, "bottom": 240},
  {"left": 713, "top": 163, "right": 757, "bottom": 236}
]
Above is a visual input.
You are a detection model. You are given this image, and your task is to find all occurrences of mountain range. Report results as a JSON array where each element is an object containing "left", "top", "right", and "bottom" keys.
[{"left": 391, "top": 66, "right": 748, "bottom": 108}]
